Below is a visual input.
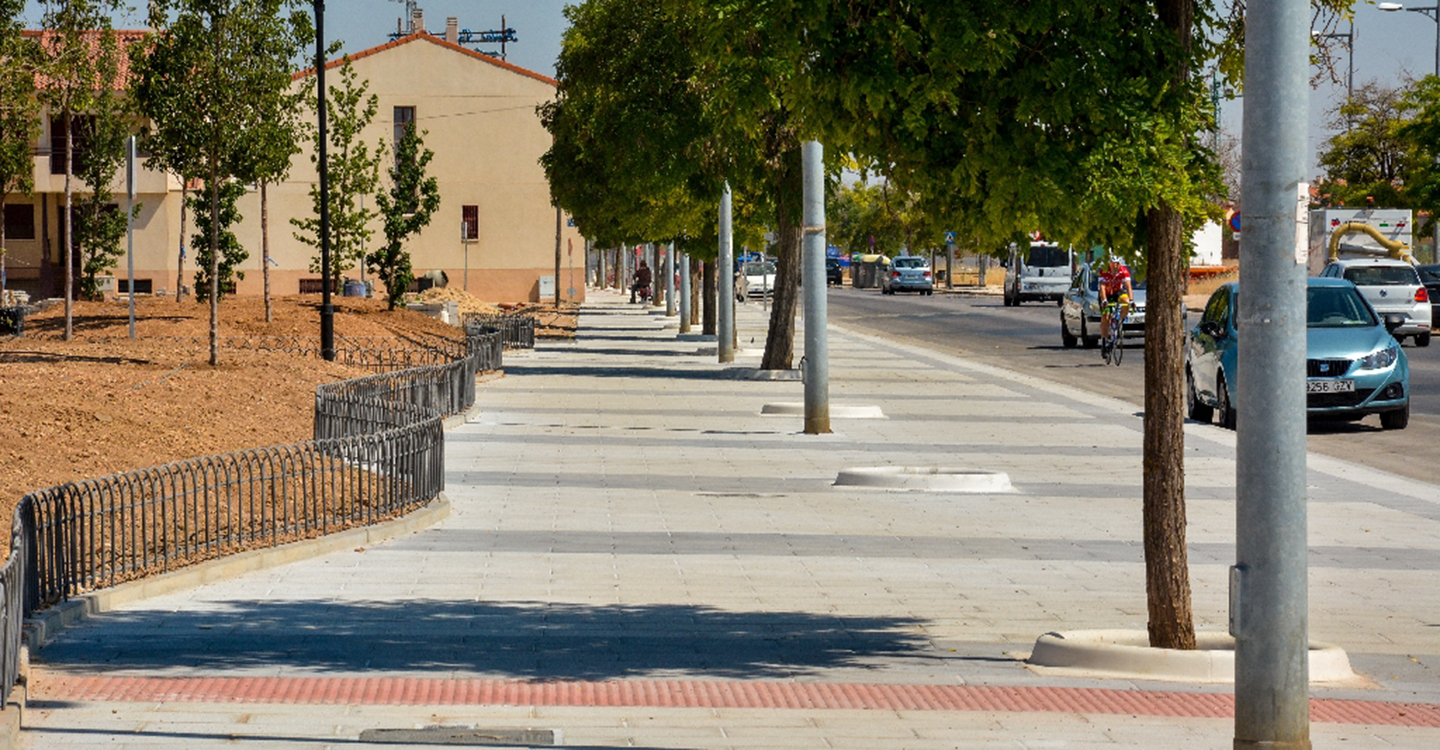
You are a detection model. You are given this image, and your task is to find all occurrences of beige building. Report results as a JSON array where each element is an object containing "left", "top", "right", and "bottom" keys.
[{"left": 3, "top": 30, "right": 584, "bottom": 305}]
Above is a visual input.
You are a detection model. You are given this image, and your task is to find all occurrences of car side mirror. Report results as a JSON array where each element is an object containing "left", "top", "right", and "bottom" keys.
[
  {"left": 1384, "top": 314, "right": 1405, "bottom": 334},
  {"left": 1200, "top": 320, "right": 1222, "bottom": 338}
]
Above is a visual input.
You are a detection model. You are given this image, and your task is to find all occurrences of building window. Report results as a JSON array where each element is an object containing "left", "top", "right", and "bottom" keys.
[
  {"left": 3, "top": 204, "right": 35, "bottom": 240},
  {"left": 394, "top": 106, "right": 416, "bottom": 145},
  {"left": 49, "top": 115, "right": 95, "bottom": 175},
  {"left": 462, "top": 205, "right": 478, "bottom": 240},
  {"left": 117, "top": 278, "right": 153, "bottom": 294}
]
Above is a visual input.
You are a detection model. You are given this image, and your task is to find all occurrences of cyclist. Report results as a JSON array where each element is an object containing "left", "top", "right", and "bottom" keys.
[{"left": 1097, "top": 254, "right": 1134, "bottom": 349}]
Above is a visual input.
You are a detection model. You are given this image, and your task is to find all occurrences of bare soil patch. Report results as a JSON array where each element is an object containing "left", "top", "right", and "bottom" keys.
[{"left": 0, "top": 293, "right": 541, "bottom": 547}]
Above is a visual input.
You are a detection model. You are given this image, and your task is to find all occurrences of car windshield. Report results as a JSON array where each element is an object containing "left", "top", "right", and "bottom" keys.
[
  {"left": 1418, "top": 265, "right": 1440, "bottom": 284},
  {"left": 1026, "top": 245, "right": 1069, "bottom": 268},
  {"left": 893, "top": 257, "right": 926, "bottom": 269},
  {"left": 1307, "top": 287, "right": 1377, "bottom": 328},
  {"left": 743, "top": 262, "right": 775, "bottom": 275},
  {"left": 1342, "top": 265, "right": 1421, "bottom": 286}
]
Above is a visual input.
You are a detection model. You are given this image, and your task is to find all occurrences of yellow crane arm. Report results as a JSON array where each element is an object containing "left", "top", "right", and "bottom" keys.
[{"left": 1327, "top": 222, "right": 1417, "bottom": 265}]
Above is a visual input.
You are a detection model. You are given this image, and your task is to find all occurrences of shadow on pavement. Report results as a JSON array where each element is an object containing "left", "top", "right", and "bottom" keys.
[{"left": 38, "top": 599, "right": 929, "bottom": 681}]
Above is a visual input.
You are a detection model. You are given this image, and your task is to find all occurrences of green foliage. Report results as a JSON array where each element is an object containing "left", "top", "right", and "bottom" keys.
[
  {"left": 370, "top": 124, "right": 440, "bottom": 310},
  {"left": 292, "top": 58, "right": 384, "bottom": 280},
  {"left": 829, "top": 182, "right": 944, "bottom": 257},
  {"left": 188, "top": 180, "right": 247, "bottom": 300},
  {"left": 1397, "top": 75, "right": 1440, "bottom": 237},
  {"left": 73, "top": 84, "right": 139, "bottom": 300},
  {"left": 1317, "top": 82, "right": 1413, "bottom": 210},
  {"left": 0, "top": 0, "right": 40, "bottom": 216}
]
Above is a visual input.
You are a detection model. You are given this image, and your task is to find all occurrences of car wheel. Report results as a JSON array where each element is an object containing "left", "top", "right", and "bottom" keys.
[
  {"left": 1217, "top": 373, "right": 1236, "bottom": 430},
  {"left": 1395, "top": 334, "right": 1407, "bottom": 346},
  {"left": 1417, "top": 332, "right": 1431, "bottom": 347},
  {"left": 1081, "top": 317, "right": 1098, "bottom": 349},
  {"left": 1186, "top": 368, "right": 1213, "bottom": 423},
  {"left": 1380, "top": 402, "right": 1410, "bottom": 430},
  {"left": 1061, "top": 315, "right": 1078, "bottom": 348}
]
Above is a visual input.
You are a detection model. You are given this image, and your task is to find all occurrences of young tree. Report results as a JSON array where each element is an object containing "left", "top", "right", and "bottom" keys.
[
  {"left": 37, "top": 0, "right": 124, "bottom": 339},
  {"left": 132, "top": 0, "right": 311, "bottom": 365},
  {"left": 250, "top": 80, "right": 306, "bottom": 322},
  {"left": 73, "top": 85, "right": 136, "bottom": 299},
  {"left": 292, "top": 58, "right": 383, "bottom": 284},
  {"left": 369, "top": 122, "right": 439, "bottom": 309},
  {"left": 187, "top": 179, "right": 245, "bottom": 299},
  {"left": 0, "top": 0, "right": 41, "bottom": 302}
]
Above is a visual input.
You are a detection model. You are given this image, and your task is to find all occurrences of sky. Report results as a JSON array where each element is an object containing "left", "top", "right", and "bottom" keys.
[{"left": 18, "top": 1, "right": 1440, "bottom": 182}]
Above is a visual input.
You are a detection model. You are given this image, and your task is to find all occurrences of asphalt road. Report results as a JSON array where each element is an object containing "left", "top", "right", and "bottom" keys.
[{"left": 825, "top": 285, "right": 1439, "bottom": 484}]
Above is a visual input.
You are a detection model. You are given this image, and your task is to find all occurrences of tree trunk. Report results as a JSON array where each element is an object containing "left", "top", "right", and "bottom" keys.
[
  {"left": 177, "top": 180, "right": 187, "bottom": 301},
  {"left": 761, "top": 141, "right": 803, "bottom": 371},
  {"left": 63, "top": 112, "right": 73, "bottom": 341},
  {"left": 262, "top": 181, "right": 272, "bottom": 323},
  {"left": 690, "top": 261, "right": 701, "bottom": 326},
  {"left": 1143, "top": 201, "right": 1196, "bottom": 650},
  {"left": 209, "top": 168, "right": 219, "bottom": 367},
  {"left": 1144, "top": 0, "right": 1197, "bottom": 652},
  {"left": 702, "top": 259, "right": 716, "bottom": 335}
]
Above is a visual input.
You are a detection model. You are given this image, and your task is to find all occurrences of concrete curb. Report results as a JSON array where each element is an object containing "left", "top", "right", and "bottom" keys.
[
  {"left": 23, "top": 494, "right": 451, "bottom": 651},
  {"left": 1026, "top": 629, "right": 1360, "bottom": 685}
]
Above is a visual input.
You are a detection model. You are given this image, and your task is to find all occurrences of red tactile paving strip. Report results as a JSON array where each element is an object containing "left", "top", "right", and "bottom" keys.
[{"left": 33, "top": 676, "right": 1440, "bottom": 727}]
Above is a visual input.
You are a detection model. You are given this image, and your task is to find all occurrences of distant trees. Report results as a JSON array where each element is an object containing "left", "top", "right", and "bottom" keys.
[
  {"left": 73, "top": 82, "right": 135, "bottom": 300},
  {"left": 1316, "top": 82, "right": 1413, "bottom": 210},
  {"left": 292, "top": 58, "right": 383, "bottom": 284}
]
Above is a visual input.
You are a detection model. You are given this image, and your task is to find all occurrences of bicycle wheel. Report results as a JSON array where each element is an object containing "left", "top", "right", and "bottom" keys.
[{"left": 1112, "top": 326, "right": 1124, "bottom": 365}]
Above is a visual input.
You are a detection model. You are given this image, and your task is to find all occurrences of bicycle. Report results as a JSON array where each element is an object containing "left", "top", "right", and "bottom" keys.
[{"left": 1100, "top": 298, "right": 1128, "bottom": 366}]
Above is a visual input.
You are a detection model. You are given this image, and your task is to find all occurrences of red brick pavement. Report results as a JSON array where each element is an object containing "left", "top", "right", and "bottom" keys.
[{"left": 33, "top": 675, "right": 1440, "bottom": 727}]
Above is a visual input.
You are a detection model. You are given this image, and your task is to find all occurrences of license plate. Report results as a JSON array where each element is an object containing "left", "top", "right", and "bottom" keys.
[{"left": 1307, "top": 379, "right": 1355, "bottom": 394}]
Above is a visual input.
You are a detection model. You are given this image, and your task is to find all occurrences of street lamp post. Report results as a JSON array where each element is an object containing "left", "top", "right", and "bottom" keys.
[
  {"left": 1312, "top": 21, "right": 1354, "bottom": 101},
  {"left": 1380, "top": 3, "right": 1440, "bottom": 78},
  {"left": 314, "top": 0, "right": 334, "bottom": 361}
]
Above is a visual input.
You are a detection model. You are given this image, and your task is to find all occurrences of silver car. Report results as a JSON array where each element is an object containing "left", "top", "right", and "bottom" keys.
[
  {"left": 882, "top": 256, "right": 934, "bottom": 295},
  {"left": 1060, "top": 262, "right": 1148, "bottom": 348}
]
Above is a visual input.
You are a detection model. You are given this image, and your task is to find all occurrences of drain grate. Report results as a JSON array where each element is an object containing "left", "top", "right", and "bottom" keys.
[{"left": 359, "top": 726, "right": 555, "bottom": 746}]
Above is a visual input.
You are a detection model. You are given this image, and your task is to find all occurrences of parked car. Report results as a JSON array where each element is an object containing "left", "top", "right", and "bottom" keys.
[
  {"left": 826, "top": 258, "right": 845, "bottom": 287},
  {"left": 1004, "top": 242, "right": 1072, "bottom": 306},
  {"left": 1318, "top": 258, "right": 1431, "bottom": 346},
  {"left": 1185, "top": 278, "right": 1411, "bottom": 430},
  {"left": 742, "top": 259, "right": 777, "bottom": 297},
  {"left": 1059, "top": 262, "right": 1149, "bottom": 348},
  {"left": 882, "top": 256, "right": 934, "bottom": 295},
  {"left": 1418, "top": 263, "right": 1440, "bottom": 323}
]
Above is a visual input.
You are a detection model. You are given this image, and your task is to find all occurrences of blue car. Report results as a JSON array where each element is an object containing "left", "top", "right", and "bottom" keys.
[{"left": 1185, "top": 278, "right": 1411, "bottom": 430}]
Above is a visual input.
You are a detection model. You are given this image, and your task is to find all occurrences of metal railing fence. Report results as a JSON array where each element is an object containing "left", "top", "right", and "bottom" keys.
[
  {"left": 0, "top": 324, "right": 505, "bottom": 705},
  {"left": 463, "top": 314, "right": 536, "bottom": 349}
]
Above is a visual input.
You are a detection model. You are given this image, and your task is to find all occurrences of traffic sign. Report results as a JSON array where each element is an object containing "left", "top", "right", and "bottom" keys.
[{"left": 945, "top": 232, "right": 956, "bottom": 243}]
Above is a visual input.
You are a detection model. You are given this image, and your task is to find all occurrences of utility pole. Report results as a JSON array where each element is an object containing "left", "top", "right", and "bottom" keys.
[
  {"left": 718, "top": 183, "right": 735, "bottom": 362},
  {"left": 1235, "top": 0, "right": 1311, "bottom": 746},
  {"left": 801, "top": 142, "right": 830, "bottom": 434},
  {"left": 679, "top": 251, "right": 691, "bottom": 333},
  {"left": 316, "top": 0, "right": 334, "bottom": 361},
  {"left": 665, "top": 241, "right": 676, "bottom": 316},
  {"left": 554, "top": 206, "right": 562, "bottom": 307}
]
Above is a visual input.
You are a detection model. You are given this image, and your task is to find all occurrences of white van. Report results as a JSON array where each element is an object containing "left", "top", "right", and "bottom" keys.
[{"left": 1004, "top": 242, "right": 1073, "bottom": 306}]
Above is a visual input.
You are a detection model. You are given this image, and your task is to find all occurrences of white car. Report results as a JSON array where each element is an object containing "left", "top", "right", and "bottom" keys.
[
  {"left": 1004, "top": 242, "right": 1072, "bottom": 306},
  {"left": 742, "top": 260, "right": 777, "bottom": 297},
  {"left": 1318, "top": 258, "right": 1432, "bottom": 346}
]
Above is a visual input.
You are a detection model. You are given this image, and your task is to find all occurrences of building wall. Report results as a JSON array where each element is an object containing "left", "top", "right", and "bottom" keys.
[{"left": 6, "top": 35, "right": 584, "bottom": 306}]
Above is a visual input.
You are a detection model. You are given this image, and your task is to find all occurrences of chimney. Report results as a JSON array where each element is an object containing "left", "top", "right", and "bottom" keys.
[
  {"left": 445, "top": 17, "right": 458, "bottom": 44},
  {"left": 411, "top": 7, "right": 425, "bottom": 35}
]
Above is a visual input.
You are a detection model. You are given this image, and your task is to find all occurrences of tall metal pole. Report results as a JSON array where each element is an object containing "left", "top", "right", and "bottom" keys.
[
  {"left": 665, "top": 241, "right": 676, "bottom": 316},
  {"left": 315, "top": 0, "right": 334, "bottom": 361},
  {"left": 801, "top": 141, "right": 830, "bottom": 434},
  {"left": 679, "top": 251, "right": 691, "bottom": 333},
  {"left": 945, "top": 238, "right": 955, "bottom": 290},
  {"left": 554, "top": 206, "right": 562, "bottom": 308},
  {"left": 125, "top": 136, "right": 136, "bottom": 339},
  {"left": 718, "top": 183, "right": 735, "bottom": 362},
  {"left": 1235, "top": 0, "right": 1311, "bottom": 745}
]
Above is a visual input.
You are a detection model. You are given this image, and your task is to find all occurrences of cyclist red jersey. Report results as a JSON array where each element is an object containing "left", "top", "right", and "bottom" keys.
[{"left": 1098, "top": 260, "right": 1132, "bottom": 300}]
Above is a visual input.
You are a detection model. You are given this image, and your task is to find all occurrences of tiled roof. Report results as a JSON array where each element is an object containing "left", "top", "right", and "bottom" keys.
[
  {"left": 22, "top": 29, "right": 149, "bottom": 91},
  {"left": 293, "top": 33, "right": 557, "bottom": 87}
]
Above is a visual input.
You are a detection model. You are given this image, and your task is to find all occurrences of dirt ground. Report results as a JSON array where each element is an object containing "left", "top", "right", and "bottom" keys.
[{"left": 0, "top": 292, "right": 575, "bottom": 546}]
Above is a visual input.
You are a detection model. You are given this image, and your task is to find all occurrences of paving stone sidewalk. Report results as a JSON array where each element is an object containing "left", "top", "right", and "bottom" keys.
[{"left": 18, "top": 288, "right": 1440, "bottom": 748}]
